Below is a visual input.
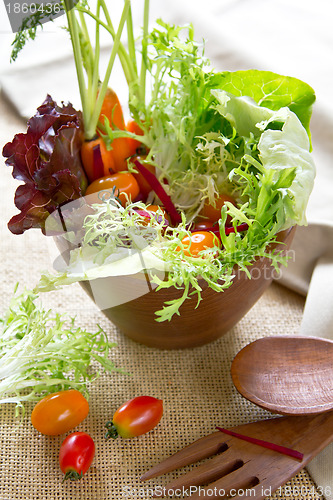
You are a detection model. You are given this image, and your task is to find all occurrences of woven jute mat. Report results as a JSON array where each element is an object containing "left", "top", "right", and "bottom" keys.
[{"left": 0, "top": 95, "right": 324, "bottom": 500}]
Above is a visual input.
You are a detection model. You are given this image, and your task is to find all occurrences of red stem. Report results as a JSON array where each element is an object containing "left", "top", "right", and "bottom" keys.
[
  {"left": 190, "top": 222, "right": 248, "bottom": 236},
  {"left": 216, "top": 427, "right": 304, "bottom": 461}
]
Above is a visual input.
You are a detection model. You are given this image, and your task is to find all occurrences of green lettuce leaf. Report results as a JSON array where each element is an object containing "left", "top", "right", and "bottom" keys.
[{"left": 209, "top": 70, "right": 315, "bottom": 143}]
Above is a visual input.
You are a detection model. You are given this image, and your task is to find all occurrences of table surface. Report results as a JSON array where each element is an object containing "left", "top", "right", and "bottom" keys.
[{"left": 0, "top": 93, "right": 324, "bottom": 500}]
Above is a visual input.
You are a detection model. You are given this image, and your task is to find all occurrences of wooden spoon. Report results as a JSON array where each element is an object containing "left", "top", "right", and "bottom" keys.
[{"left": 231, "top": 335, "right": 333, "bottom": 415}]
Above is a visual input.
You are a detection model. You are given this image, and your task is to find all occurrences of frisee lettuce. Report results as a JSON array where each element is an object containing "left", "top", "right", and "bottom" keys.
[
  {"left": 36, "top": 197, "right": 288, "bottom": 322},
  {"left": 0, "top": 288, "right": 120, "bottom": 417}
]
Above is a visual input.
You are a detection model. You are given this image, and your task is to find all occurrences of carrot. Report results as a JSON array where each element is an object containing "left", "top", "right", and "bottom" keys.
[
  {"left": 126, "top": 119, "right": 145, "bottom": 156},
  {"left": 99, "top": 88, "right": 125, "bottom": 130},
  {"left": 128, "top": 155, "right": 155, "bottom": 199},
  {"left": 80, "top": 137, "right": 115, "bottom": 182},
  {"left": 98, "top": 88, "right": 131, "bottom": 172}
]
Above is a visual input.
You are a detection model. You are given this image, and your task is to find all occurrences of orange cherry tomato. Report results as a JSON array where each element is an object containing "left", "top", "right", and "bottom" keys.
[
  {"left": 31, "top": 390, "right": 89, "bottom": 436},
  {"left": 80, "top": 137, "right": 115, "bottom": 182},
  {"left": 177, "top": 231, "right": 221, "bottom": 257},
  {"left": 200, "top": 193, "right": 236, "bottom": 224},
  {"left": 126, "top": 119, "right": 145, "bottom": 156},
  {"left": 105, "top": 396, "right": 163, "bottom": 439},
  {"left": 59, "top": 432, "right": 95, "bottom": 482},
  {"left": 85, "top": 172, "right": 140, "bottom": 206},
  {"left": 98, "top": 88, "right": 131, "bottom": 172}
]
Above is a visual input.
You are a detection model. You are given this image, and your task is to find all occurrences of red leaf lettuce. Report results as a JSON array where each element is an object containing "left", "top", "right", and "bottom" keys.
[{"left": 3, "top": 95, "right": 88, "bottom": 234}]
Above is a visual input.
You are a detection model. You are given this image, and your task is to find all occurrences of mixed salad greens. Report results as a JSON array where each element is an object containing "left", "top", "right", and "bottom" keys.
[{"left": 3, "top": 0, "right": 316, "bottom": 321}]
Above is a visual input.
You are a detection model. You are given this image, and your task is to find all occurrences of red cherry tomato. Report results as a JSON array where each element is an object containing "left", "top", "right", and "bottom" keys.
[
  {"left": 59, "top": 432, "right": 95, "bottom": 482},
  {"left": 105, "top": 396, "right": 163, "bottom": 439},
  {"left": 31, "top": 390, "right": 89, "bottom": 436},
  {"left": 177, "top": 231, "right": 221, "bottom": 257},
  {"left": 85, "top": 172, "right": 140, "bottom": 206},
  {"left": 200, "top": 193, "right": 236, "bottom": 224}
]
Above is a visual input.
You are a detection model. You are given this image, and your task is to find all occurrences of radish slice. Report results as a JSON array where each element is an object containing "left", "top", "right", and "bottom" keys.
[
  {"left": 135, "top": 209, "right": 169, "bottom": 227},
  {"left": 92, "top": 144, "right": 106, "bottom": 179},
  {"left": 133, "top": 159, "right": 181, "bottom": 226}
]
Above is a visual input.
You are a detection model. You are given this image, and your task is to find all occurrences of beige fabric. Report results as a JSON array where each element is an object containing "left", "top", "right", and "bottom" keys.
[{"left": 0, "top": 96, "right": 324, "bottom": 500}]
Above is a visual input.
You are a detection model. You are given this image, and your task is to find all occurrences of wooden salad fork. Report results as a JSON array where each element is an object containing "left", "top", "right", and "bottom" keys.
[{"left": 141, "top": 412, "right": 333, "bottom": 499}]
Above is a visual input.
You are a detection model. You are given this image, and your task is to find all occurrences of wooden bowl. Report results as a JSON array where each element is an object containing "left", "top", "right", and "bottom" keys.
[{"left": 74, "top": 227, "right": 295, "bottom": 349}]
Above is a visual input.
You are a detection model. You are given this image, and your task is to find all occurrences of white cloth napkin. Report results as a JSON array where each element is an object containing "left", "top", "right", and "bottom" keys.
[
  {"left": 1, "top": 0, "right": 333, "bottom": 496},
  {"left": 283, "top": 233, "right": 333, "bottom": 500}
]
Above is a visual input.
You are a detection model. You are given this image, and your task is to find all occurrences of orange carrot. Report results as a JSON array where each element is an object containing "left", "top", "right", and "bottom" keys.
[
  {"left": 98, "top": 88, "right": 131, "bottom": 172},
  {"left": 80, "top": 137, "right": 115, "bottom": 182},
  {"left": 99, "top": 88, "right": 125, "bottom": 130},
  {"left": 128, "top": 154, "right": 155, "bottom": 199},
  {"left": 126, "top": 119, "right": 145, "bottom": 156}
]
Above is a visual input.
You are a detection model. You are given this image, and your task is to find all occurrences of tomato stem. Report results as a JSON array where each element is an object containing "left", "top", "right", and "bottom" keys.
[
  {"left": 105, "top": 421, "right": 119, "bottom": 440},
  {"left": 62, "top": 470, "right": 83, "bottom": 482}
]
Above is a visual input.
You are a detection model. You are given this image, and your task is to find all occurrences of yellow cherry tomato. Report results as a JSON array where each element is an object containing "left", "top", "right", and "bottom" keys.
[
  {"left": 31, "top": 390, "right": 89, "bottom": 436},
  {"left": 177, "top": 231, "right": 221, "bottom": 257}
]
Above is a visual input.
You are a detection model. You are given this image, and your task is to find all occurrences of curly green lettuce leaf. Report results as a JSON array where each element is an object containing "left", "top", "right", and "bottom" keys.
[
  {"left": 0, "top": 288, "right": 120, "bottom": 416},
  {"left": 212, "top": 90, "right": 316, "bottom": 229},
  {"left": 35, "top": 199, "right": 288, "bottom": 322}
]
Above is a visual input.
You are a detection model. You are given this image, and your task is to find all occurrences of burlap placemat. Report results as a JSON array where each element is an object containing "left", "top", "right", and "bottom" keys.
[{"left": 0, "top": 95, "right": 323, "bottom": 500}]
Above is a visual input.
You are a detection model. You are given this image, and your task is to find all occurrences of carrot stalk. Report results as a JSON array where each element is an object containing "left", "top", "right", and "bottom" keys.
[
  {"left": 216, "top": 427, "right": 304, "bottom": 461},
  {"left": 86, "top": 0, "right": 130, "bottom": 139},
  {"left": 139, "top": 0, "right": 150, "bottom": 105},
  {"left": 64, "top": 0, "right": 88, "bottom": 121}
]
